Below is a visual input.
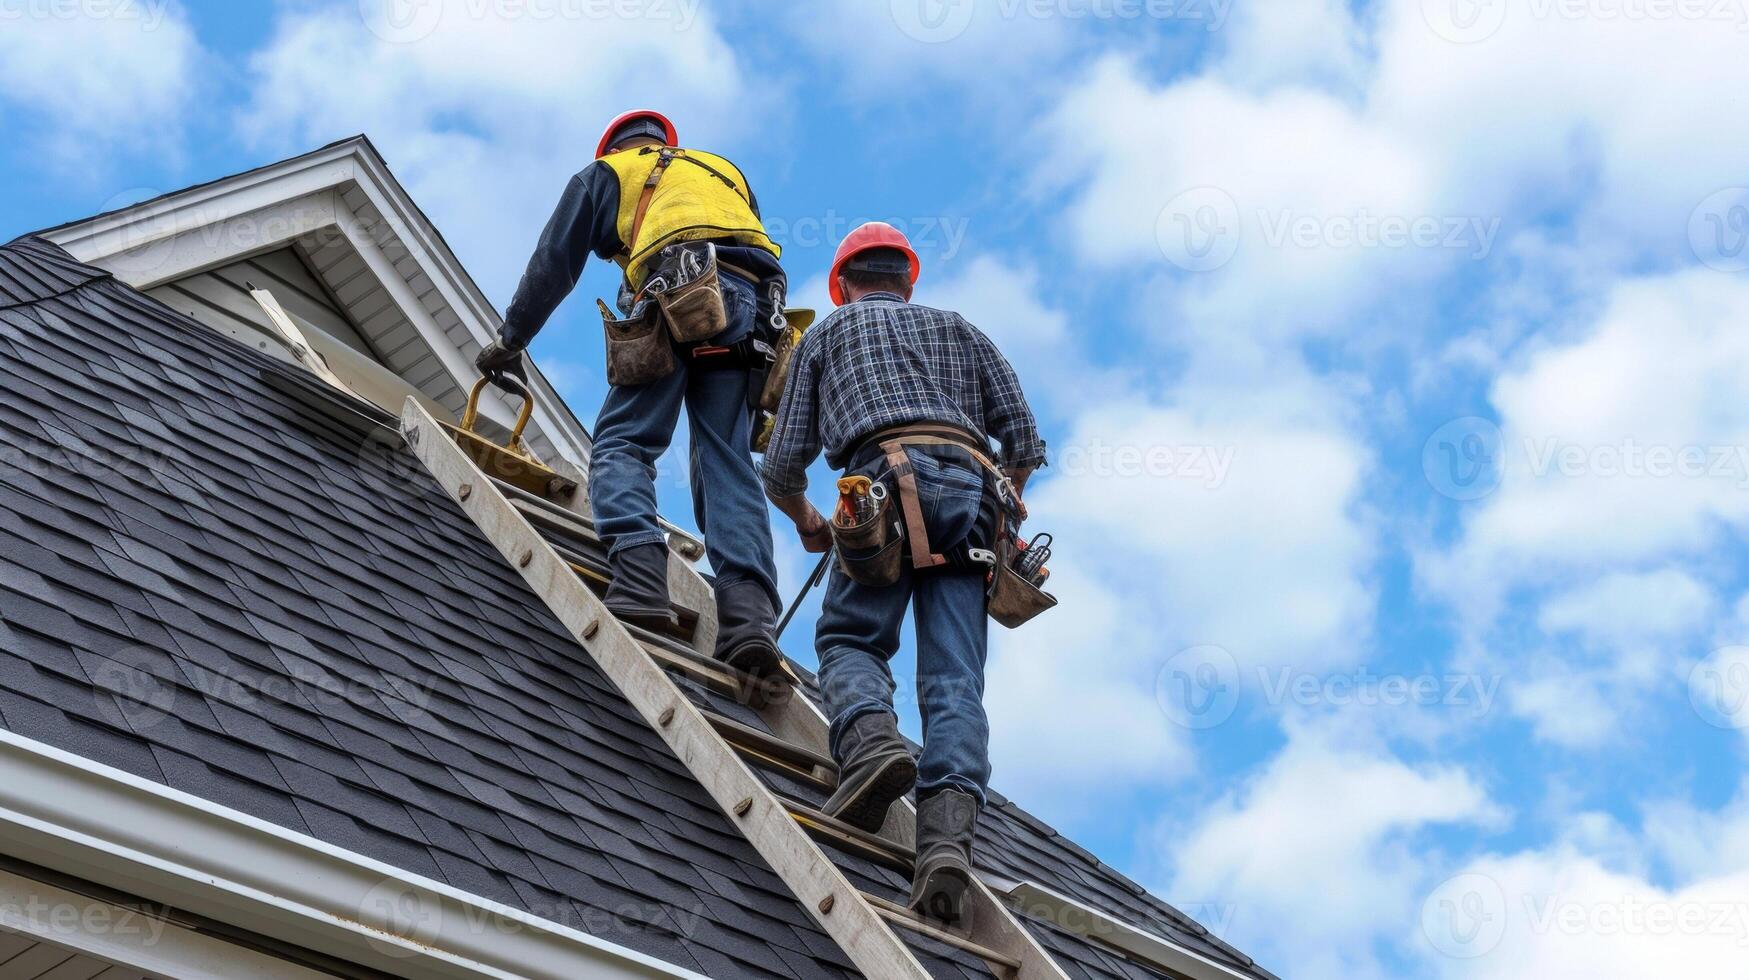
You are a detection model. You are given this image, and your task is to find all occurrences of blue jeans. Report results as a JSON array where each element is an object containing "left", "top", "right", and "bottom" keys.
[
  {"left": 589, "top": 272, "right": 780, "bottom": 608},
  {"left": 817, "top": 449, "right": 991, "bottom": 804}
]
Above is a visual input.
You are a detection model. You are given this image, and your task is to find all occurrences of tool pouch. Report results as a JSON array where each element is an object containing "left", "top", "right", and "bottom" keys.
[
  {"left": 601, "top": 299, "right": 675, "bottom": 387},
  {"left": 758, "top": 314, "right": 803, "bottom": 414},
  {"left": 986, "top": 531, "right": 1057, "bottom": 629},
  {"left": 833, "top": 494, "right": 902, "bottom": 588},
  {"left": 648, "top": 242, "right": 727, "bottom": 344}
]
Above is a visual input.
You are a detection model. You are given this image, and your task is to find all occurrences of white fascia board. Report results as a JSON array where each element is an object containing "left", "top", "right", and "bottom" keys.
[
  {"left": 0, "top": 729, "right": 701, "bottom": 980},
  {"left": 45, "top": 146, "right": 360, "bottom": 271},
  {"left": 344, "top": 143, "right": 593, "bottom": 463},
  {"left": 0, "top": 867, "right": 333, "bottom": 980},
  {"left": 85, "top": 191, "right": 343, "bottom": 292},
  {"left": 988, "top": 877, "right": 1261, "bottom": 980},
  {"left": 42, "top": 137, "right": 594, "bottom": 463}
]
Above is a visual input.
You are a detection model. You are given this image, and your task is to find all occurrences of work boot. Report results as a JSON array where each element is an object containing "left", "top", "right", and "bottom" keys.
[
  {"left": 910, "top": 788, "right": 978, "bottom": 926},
  {"left": 713, "top": 581, "right": 781, "bottom": 679},
  {"left": 603, "top": 543, "right": 678, "bottom": 633},
  {"left": 822, "top": 712, "right": 917, "bottom": 834}
]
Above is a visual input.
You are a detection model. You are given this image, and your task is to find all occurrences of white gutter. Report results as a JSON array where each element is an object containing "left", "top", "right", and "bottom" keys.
[
  {"left": 0, "top": 866, "right": 333, "bottom": 980},
  {"left": 0, "top": 730, "right": 702, "bottom": 980},
  {"left": 985, "top": 875, "right": 1262, "bottom": 980}
]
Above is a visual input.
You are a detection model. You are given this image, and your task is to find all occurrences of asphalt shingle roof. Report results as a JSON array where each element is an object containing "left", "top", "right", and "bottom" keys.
[{"left": 0, "top": 234, "right": 1276, "bottom": 980}]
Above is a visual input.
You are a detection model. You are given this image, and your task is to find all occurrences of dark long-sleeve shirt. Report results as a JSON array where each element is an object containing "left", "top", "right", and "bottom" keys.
[
  {"left": 499, "top": 160, "right": 781, "bottom": 349},
  {"left": 761, "top": 292, "right": 1047, "bottom": 498}
]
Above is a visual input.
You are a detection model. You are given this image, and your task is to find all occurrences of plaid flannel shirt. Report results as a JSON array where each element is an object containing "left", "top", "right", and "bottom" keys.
[{"left": 761, "top": 293, "right": 1047, "bottom": 498}]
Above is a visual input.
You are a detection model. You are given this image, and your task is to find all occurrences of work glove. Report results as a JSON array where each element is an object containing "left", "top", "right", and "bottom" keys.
[{"left": 475, "top": 338, "right": 527, "bottom": 386}]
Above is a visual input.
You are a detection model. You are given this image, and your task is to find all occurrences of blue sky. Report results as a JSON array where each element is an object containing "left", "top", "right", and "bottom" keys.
[{"left": 6, "top": 1, "right": 1749, "bottom": 976}]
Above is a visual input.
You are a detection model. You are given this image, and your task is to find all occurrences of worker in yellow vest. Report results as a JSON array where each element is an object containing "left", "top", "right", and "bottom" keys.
[{"left": 477, "top": 110, "right": 787, "bottom": 681}]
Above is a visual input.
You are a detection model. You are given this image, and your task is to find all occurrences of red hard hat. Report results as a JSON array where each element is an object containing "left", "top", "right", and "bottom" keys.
[
  {"left": 595, "top": 109, "right": 678, "bottom": 159},
  {"left": 829, "top": 222, "right": 921, "bottom": 306}
]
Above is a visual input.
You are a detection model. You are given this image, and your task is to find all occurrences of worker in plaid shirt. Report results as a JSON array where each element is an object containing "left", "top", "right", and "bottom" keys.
[{"left": 761, "top": 223, "right": 1045, "bottom": 924}]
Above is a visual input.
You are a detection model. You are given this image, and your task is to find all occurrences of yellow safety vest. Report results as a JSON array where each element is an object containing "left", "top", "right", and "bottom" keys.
[{"left": 600, "top": 145, "right": 781, "bottom": 288}]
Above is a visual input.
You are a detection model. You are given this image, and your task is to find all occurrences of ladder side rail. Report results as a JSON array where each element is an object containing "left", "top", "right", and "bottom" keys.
[{"left": 401, "top": 399, "right": 933, "bottom": 980}]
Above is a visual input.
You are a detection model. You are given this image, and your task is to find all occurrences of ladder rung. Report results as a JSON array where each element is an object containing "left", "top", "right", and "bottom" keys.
[
  {"left": 555, "top": 552, "right": 701, "bottom": 643},
  {"left": 786, "top": 800, "right": 915, "bottom": 874},
  {"left": 862, "top": 893, "right": 1023, "bottom": 973},
  {"left": 493, "top": 474, "right": 591, "bottom": 522},
  {"left": 510, "top": 495, "right": 601, "bottom": 545},
  {"left": 704, "top": 709, "right": 837, "bottom": 788},
  {"left": 491, "top": 473, "right": 706, "bottom": 563},
  {"left": 636, "top": 638, "right": 747, "bottom": 699}
]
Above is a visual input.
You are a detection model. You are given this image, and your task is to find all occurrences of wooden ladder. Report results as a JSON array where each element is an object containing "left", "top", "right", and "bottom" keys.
[{"left": 401, "top": 398, "right": 1068, "bottom": 980}]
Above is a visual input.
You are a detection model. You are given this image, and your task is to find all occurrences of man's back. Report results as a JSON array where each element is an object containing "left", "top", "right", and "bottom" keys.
[{"left": 761, "top": 293, "right": 1046, "bottom": 498}]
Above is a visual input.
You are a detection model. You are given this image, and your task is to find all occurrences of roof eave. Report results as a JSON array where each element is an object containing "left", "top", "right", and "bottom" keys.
[{"left": 0, "top": 729, "right": 703, "bottom": 980}]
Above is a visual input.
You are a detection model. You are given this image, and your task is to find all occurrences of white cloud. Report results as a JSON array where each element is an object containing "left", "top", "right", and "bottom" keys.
[
  {"left": 0, "top": 0, "right": 202, "bottom": 162},
  {"left": 241, "top": 0, "right": 758, "bottom": 302},
  {"left": 1034, "top": 0, "right": 1749, "bottom": 351},
  {"left": 1034, "top": 54, "right": 1451, "bottom": 345},
  {"left": 1159, "top": 719, "right": 1500, "bottom": 980},
  {"left": 1538, "top": 569, "right": 1715, "bottom": 646},
  {"left": 921, "top": 254, "right": 1129, "bottom": 413},
  {"left": 1506, "top": 568, "right": 1718, "bottom": 746},
  {"left": 1425, "top": 269, "right": 1749, "bottom": 624},
  {"left": 1421, "top": 845, "right": 1749, "bottom": 979},
  {"left": 1216, "top": 0, "right": 1367, "bottom": 92},
  {"left": 987, "top": 352, "right": 1376, "bottom": 808},
  {"left": 784, "top": 0, "right": 1075, "bottom": 103}
]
